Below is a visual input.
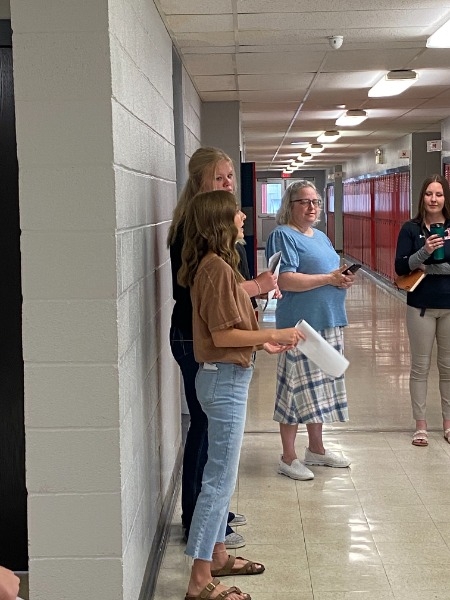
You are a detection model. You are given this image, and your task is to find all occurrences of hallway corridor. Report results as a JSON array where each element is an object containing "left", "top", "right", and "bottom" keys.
[{"left": 155, "top": 270, "right": 450, "bottom": 600}]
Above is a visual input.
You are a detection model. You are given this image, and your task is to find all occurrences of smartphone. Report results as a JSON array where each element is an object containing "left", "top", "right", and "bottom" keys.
[{"left": 342, "top": 263, "right": 362, "bottom": 275}]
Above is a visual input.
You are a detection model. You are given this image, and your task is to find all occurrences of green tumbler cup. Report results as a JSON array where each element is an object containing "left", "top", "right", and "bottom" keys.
[{"left": 430, "top": 223, "right": 445, "bottom": 260}]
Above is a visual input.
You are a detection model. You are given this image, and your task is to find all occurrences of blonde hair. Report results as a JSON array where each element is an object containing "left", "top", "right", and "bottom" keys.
[
  {"left": 167, "top": 146, "right": 235, "bottom": 246},
  {"left": 276, "top": 180, "right": 322, "bottom": 225},
  {"left": 177, "top": 190, "right": 243, "bottom": 288}
]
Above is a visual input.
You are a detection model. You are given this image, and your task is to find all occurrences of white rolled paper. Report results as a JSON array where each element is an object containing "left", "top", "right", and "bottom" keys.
[
  {"left": 295, "top": 319, "right": 349, "bottom": 377},
  {"left": 266, "top": 251, "right": 282, "bottom": 302}
]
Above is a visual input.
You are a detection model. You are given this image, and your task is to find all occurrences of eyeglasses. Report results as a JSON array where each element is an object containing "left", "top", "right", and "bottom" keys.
[{"left": 291, "top": 199, "right": 323, "bottom": 207}]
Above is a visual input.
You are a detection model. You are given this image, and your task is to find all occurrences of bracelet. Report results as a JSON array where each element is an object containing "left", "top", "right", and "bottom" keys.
[{"left": 253, "top": 278, "right": 262, "bottom": 295}]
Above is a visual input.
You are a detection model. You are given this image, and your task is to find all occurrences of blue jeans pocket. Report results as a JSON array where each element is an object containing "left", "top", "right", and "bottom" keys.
[
  {"left": 196, "top": 367, "right": 219, "bottom": 409},
  {"left": 170, "top": 326, "right": 194, "bottom": 363}
]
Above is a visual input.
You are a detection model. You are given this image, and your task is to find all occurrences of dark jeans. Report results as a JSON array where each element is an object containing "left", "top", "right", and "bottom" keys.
[{"left": 170, "top": 325, "right": 235, "bottom": 536}]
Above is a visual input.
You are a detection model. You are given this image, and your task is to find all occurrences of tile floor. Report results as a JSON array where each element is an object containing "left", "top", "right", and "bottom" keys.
[{"left": 154, "top": 268, "right": 450, "bottom": 600}]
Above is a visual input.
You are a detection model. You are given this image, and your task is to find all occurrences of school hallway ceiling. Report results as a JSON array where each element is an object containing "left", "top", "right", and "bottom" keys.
[{"left": 155, "top": 0, "right": 450, "bottom": 171}]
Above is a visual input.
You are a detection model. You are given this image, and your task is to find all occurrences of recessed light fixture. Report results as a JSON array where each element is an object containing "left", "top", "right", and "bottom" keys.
[
  {"left": 368, "top": 70, "right": 419, "bottom": 97},
  {"left": 426, "top": 19, "right": 450, "bottom": 48},
  {"left": 335, "top": 109, "right": 368, "bottom": 126},
  {"left": 306, "top": 143, "right": 324, "bottom": 153},
  {"left": 298, "top": 152, "right": 312, "bottom": 161},
  {"left": 317, "top": 130, "right": 341, "bottom": 143},
  {"left": 290, "top": 160, "right": 303, "bottom": 168}
]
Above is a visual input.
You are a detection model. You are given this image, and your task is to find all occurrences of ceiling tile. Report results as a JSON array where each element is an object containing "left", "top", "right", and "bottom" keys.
[
  {"left": 184, "top": 54, "right": 235, "bottom": 75},
  {"left": 156, "top": 1, "right": 450, "bottom": 170}
]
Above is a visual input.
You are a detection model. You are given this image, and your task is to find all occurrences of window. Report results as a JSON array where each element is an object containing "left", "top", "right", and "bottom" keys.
[{"left": 261, "top": 182, "right": 282, "bottom": 214}]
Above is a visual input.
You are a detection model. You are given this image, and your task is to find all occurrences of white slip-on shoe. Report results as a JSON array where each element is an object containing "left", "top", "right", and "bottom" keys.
[
  {"left": 278, "top": 458, "right": 314, "bottom": 480},
  {"left": 304, "top": 447, "right": 351, "bottom": 468},
  {"left": 228, "top": 512, "right": 247, "bottom": 527},
  {"left": 224, "top": 531, "right": 246, "bottom": 549}
]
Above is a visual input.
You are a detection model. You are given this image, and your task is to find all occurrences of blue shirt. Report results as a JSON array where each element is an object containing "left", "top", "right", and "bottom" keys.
[{"left": 266, "top": 225, "right": 348, "bottom": 330}]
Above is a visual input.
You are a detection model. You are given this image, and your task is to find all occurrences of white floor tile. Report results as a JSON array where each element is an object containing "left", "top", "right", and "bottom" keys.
[{"left": 154, "top": 271, "right": 450, "bottom": 600}]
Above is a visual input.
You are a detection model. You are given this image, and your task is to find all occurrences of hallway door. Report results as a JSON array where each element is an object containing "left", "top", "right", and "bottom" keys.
[{"left": 0, "top": 32, "right": 28, "bottom": 570}]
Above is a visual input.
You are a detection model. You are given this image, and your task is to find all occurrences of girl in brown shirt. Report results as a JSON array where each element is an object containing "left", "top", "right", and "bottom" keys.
[{"left": 178, "top": 190, "right": 302, "bottom": 600}]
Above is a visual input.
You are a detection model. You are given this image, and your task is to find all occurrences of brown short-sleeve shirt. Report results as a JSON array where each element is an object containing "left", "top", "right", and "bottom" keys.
[{"left": 191, "top": 253, "right": 259, "bottom": 367}]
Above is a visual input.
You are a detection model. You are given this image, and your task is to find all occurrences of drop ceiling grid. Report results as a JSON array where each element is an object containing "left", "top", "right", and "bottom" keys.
[{"left": 155, "top": 0, "right": 450, "bottom": 169}]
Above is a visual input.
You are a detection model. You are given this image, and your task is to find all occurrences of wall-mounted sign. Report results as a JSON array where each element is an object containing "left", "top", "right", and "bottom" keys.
[
  {"left": 427, "top": 140, "right": 442, "bottom": 152},
  {"left": 399, "top": 150, "right": 410, "bottom": 159}
]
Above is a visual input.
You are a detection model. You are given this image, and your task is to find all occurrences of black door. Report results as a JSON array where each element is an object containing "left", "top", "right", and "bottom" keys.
[
  {"left": 0, "top": 21, "right": 28, "bottom": 571},
  {"left": 240, "top": 162, "right": 257, "bottom": 277}
]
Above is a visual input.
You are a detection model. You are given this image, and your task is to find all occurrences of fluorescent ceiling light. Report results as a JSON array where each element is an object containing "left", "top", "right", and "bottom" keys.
[
  {"left": 317, "top": 130, "right": 341, "bottom": 143},
  {"left": 290, "top": 161, "right": 303, "bottom": 168},
  {"left": 290, "top": 141, "right": 308, "bottom": 146},
  {"left": 335, "top": 109, "right": 367, "bottom": 126},
  {"left": 368, "top": 70, "right": 418, "bottom": 97},
  {"left": 427, "top": 19, "right": 450, "bottom": 48},
  {"left": 306, "top": 143, "right": 324, "bottom": 153},
  {"left": 298, "top": 152, "right": 312, "bottom": 161}
]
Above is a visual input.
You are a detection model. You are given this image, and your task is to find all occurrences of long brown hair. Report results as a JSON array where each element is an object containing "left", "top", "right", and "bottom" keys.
[
  {"left": 177, "top": 190, "right": 243, "bottom": 288},
  {"left": 167, "top": 146, "right": 235, "bottom": 247},
  {"left": 413, "top": 174, "right": 450, "bottom": 223}
]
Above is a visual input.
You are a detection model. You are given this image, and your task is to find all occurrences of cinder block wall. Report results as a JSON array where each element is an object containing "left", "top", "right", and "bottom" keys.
[
  {"left": 109, "top": 0, "right": 181, "bottom": 597},
  {"left": 11, "top": 0, "right": 190, "bottom": 597}
]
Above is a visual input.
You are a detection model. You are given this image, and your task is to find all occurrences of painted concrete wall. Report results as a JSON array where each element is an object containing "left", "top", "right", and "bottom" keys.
[
  {"left": 344, "top": 131, "right": 441, "bottom": 185},
  {"left": 441, "top": 116, "right": 450, "bottom": 160},
  {"left": 109, "top": 1, "right": 180, "bottom": 598},
  {"left": 10, "top": 0, "right": 200, "bottom": 598}
]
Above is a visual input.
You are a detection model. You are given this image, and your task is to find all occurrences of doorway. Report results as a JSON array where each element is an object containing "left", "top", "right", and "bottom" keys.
[{"left": 0, "top": 22, "right": 28, "bottom": 571}]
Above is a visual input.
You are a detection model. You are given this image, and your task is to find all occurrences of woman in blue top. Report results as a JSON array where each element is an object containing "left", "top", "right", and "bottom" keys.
[
  {"left": 266, "top": 180, "right": 355, "bottom": 480},
  {"left": 395, "top": 174, "right": 450, "bottom": 447}
]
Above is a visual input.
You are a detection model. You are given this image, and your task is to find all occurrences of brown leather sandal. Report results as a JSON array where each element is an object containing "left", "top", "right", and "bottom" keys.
[
  {"left": 412, "top": 429, "right": 428, "bottom": 446},
  {"left": 211, "top": 555, "right": 265, "bottom": 577},
  {"left": 185, "top": 577, "right": 251, "bottom": 600}
]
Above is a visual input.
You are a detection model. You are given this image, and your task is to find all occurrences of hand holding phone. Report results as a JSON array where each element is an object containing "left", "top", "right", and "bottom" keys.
[{"left": 342, "top": 263, "right": 361, "bottom": 275}]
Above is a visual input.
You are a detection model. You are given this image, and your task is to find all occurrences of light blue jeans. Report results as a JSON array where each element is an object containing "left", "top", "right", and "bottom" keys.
[{"left": 185, "top": 361, "right": 253, "bottom": 561}]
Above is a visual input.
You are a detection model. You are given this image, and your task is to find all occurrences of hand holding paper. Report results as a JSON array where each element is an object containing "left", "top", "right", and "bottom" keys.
[
  {"left": 259, "top": 251, "right": 283, "bottom": 310},
  {"left": 267, "top": 251, "right": 282, "bottom": 301},
  {"left": 295, "top": 320, "right": 349, "bottom": 377},
  {"left": 268, "top": 250, "right": 282, "bottom": 274}
]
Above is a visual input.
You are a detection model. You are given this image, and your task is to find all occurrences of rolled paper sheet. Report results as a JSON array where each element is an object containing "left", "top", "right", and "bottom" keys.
[
  {"left": 266, "top": 251, "right": 282, "bottom": 302},
  {"left": 295, "top": 319, "right": 349, "bottom": 377}
]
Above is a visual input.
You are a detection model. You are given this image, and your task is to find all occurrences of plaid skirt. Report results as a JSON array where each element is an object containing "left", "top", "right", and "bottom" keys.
[{"left": 274, "top": 327, "right": 349, "bottom": 425}]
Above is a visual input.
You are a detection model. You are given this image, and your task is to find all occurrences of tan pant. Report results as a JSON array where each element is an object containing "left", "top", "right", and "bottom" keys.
[{"left": 406, "top": 305, "right": 450, "bottom": 420}]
